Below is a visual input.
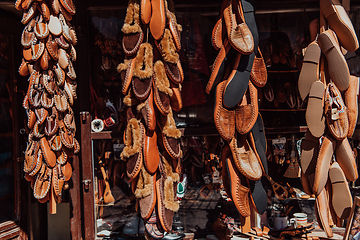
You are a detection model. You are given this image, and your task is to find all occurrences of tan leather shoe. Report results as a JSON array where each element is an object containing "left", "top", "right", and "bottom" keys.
[
  {"left": 59, "top": 0, "right": 76, "bottom": 15},
  {"left": 149, "top": 0, "right": 166, "bottom": 40},
  {"left": 153, "top": 60, "right": 172, "bottom": 116},
  {"left": 135, "top": 166, "right": 157, "bottom": 220},
  {"left": 49, "top": 15, "right": 62, "bottom": 36},
  {"left": 315, "top": 187, "right": 333, "bottom": 238},
  {"left": 313, "top": 135, "right": 335, "bottom": 195},
  {"left": 33, "top": 163, "right": 52, "bottom": 200},
  {"left": 335, "top": 138, "right": 358, "bottom": 181},
  {"left": 117, "top": 58, "right": 135, "bottom": 95},
  {"left": 306, "top": 81, "right": 325, "bottom": 138},
  {"left": 39, "top": 137, "right": 57, "bottom": 168},
  {"left": 300, "top": 130, "right": 319, "bottom": 176},
  {"left": 140, "top": 0, "right": 151, "bottom": 24},
  {"left": 324, "top": 82, "right": 348, "bottom": 140},
  {"left": 250, "top": 48, "right": 267, "bottom": 88},
  {"left": 140, "top": 88, "right": 156, "bottom": 132},
  {"left": 46, "top": 34, "right": 58, "bottom": 60},
  {"left": 229, "top": 133, "right": 262, "bottom": 181},
  {"left": 159, "top": 108, "right": 181, "bottom": 159},
  {"left": 143, "top": 129, "right": 160, "bottom": 174},
  {"left": 169, "top": 82, "right": 182, "bottom": 112},
  {"left": 214, "top": 81, "right": 235, "bottom": 142},
  {"left": 21, "top": 19, "right": 36, "bottom": 48},
  {"left": 166, "top": 9, "right": 182, "bottom": 52},
  {"left": 344, "top": 76, "right": 358, "bottom": 138}
]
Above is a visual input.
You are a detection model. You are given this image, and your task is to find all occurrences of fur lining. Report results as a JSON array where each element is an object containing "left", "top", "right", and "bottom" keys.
[
  {"left": 124, "top": 90, "right": 140, "bottom": 106},
  {"left": 133, "top": 43, "right": 153, "bottom": 79},
  {"left": 177, "top": 24, "right": 182, "bottom": 32},
  {"left": 117, "top": 59, "right": 129, "bottom": 73},
  {"left": 160, "top": 29, "right": 179, "bottom": 64},
  {"left": 136, "top": 101, "right": 146, "bottom": 112},
  {"left": 163, "top": 156, "right": 180, "bottom": 182},
  {"left": 154, "top": 61, "right": 173, "bottom": 96},
  {"left": 121, "top": 1, "right": 142, "bottom": 34},
  {"left": 120, "top": 118, "right": 142, "bottom": 159},
  {"left": 162, "top": 155, "right": 179, "bottom": 212},
  {"left": 162, "top": 109, "right": 181, "bottom": 138},
  {"left": 134, "top": 166, "right": 152, "bottom": 198}
]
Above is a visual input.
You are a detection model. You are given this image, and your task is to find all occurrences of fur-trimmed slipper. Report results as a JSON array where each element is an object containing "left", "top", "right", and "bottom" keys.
[
  {"left": 153, "top": 60, "right": 173, "bottom": 116},
  {"left": 118, "top": 58, "right": 136, "bottom": 95},
  {"left": 135, "top": 166, "right": 157, "bottom": 220},
  {"left": 315, "top": 187, "right": 333, "bottom": 238},
  {"left": 318, "top": 30, "right": 350, "bottom": 91},
  {"left": 122, "top": 0, "right": 144, "bottom": 56},
  {"left": 298, "top": 41, "right": 321, "bottom": 100},
  {"left": 306, "top": 81, "right": 325, "bottom": 138},
  {"left": 223, "top": 0, "right": 254, "bottom": 54},
  {"left": 138, "top": 87, "right": 156, "bottom": 132},
  {"left": 121, "top": 118, "right": 144, "bottom": 180},
  {"left": 40, "top": 137, "right": 56, "bottom": 168},
  {"left": 149, "top": 0, "right": 166, "bottom": 40},
  {"left": 166, "top": 9, "right": 182, "bottom": 52},
  {"left": 335, "top": 138, "right": 358, "bottom": 181},
  {"left": 313, "top": 135, "right": 336, "bottom": 195},
  {"left": 157, "top": 29, "right": 183, "bottom": 84},
  {"left": 145, "top": 210, "right": 165, "bottom": 239},
  {"left": 169, "top": 82, "right": 182, "bottom": 112},
  {"left": 320, "top": 0, "right": 359, "bottom": 52},
  {"left": 324, "top": 82, "right": 348, "bottom": 140},
  {"left": 300, "top": 130, "right": 319, "bottom": 176},
  {"left": 235, "top": 81, "right": 258, "bottom": 134},
  {"left": 229, "top": 133, "right": 262, "bottom": 181},
  {"left": 132, "top": 43, "right": 153, "bottom": 100},
  {"left": 225, "top": 152, "right": 251, "bottom": 217},
  {"left": 250, "top": 48, "right": 267, "bottom": 88},
  {"left": 156, "top": 155, "right": 180, "bottom": 232},
  {"left": 144, "top": 129, "right": 160, "bottom": 174},
  {"left": 140, "top": 0, "right": 151, "bottom": 24},
  {"left": 206, "top": 39, "right": 236, "bottom": 94},
  {"left": 214, "top": 81, "right": 235, "bottom": 142},
  {"left": 159, "top": 108, "right": 181, "bottom": 159},
  {"left": 223, "top": 51, "right": 255, "bottom": 109},
  {"left": 344, "top": 76, "right": 358, "bottom": 138},
  {"left": 329, "top": 162, "right": 353, "bottom": 219},
  {"left": 250, "top": 113, "right": 267, "bottom": 174}
]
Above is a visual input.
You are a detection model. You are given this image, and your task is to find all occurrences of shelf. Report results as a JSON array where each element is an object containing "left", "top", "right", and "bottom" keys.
[
  {"left": 267, "top": 70, "right": 299, "bottom": 73},
  {"left": 91, "top": 131, "right": 123, "bottom": 140},
  {"left": 265, "top": 126, "right": 308, "bottom": 134},
  {"left": 260, "top": 109, "right": 305, "bottom": 112},
  {"left": 0, "top": 132, "right": 13, "bottom": 138}
]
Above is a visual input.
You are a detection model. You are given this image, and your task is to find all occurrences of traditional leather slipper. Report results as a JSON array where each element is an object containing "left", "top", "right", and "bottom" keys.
[
  {"left": 132, "top": 43, "right": 153, "bottom": 100},
  {"left": 225, "top": 153, "right": 251, "bottom": 217},
  {"left": 143, "top": 129, "right": 160, "bottom": 174},
  {"left": 145, "top": 210, "right": 165, "bottom": 239},
  {"left": 169, "top": 83, "right": 182, "bottom": 112},
  {"left": 21, "top": 3, "right": 37, "bottom": 25},
  {"left": 50, "top": 135, "right": 62, "bottom": 152},
  {"left": 46, "top": 34, "right": 58, "bottom": 60},
  {"left": 306, "top": 81, "right": 325, "bottom": 138},
  {"left": 157, "top": 29, "right": 183, "bottom": 84},
  {"left": 318, "top": 30, "right": 350, "bottom": 91},
  {"left": 135, "top": 166, "right": 157, "bottom": 220},
  {"left": 122, "top": 0, "right": 144, "bottom": 56},
  {"left": 59, "top": 120, "right": 74, "bottom": 149},
  {"left": 138, "top": 88, "right": 156, "bottom": 132},
  {"left": 149, "top": 0, "right": 166, "bottom": 40},
  {"left": 153, "top": 60, "right": 173, "bottom": 116},
  {"left": 313, "top": 135, "right": 336, "bottom": 195},
  {"left": 35, "top": 108, "right": 48, "bottom": 125},
  {"left": 29, "top": 148, "right": 42, "bottom": 177},
  {"left": 235, "top": 81, "right": 258, "bottom": 134},
  {"left": 27, "top": 109, "right": 36, "bottom": 129},
  {"left": 54, "top": 64, "right": 66, "bottom": 86},
  {"left": 21, "top": 19, "right": 36, "bottom": 48},
  {"left": 62, "top": 161, "right": 72, "bottom": 181},
  {"left": 64, "top": 81, "right": 74, "bottom": 106},
  {"left": 24, "top": 141, "right": 39, "bottom": 173},
  {"left": 344, "top": 76, "right": 358, "bottom": 138},
  {"left": 329, "top": 162, "right": 353, "bottom": 219},
  {"left": 159, "top": 109, "right": 181, "bottom": 159},
  {"left": 335, "top": 138, "right": 358, "bottom": 181},
  {"left": 250, "top": 48, "right": 267, "bottom": 88},
  {"left": 223, "top": 0, "right": 254, "bottom": 54},
  {"left": 117, "top": 58, "right": 136, "bottom": 95},
  {"left": 212, "top": 19, "right": 223, "bottom": 51},
  {"left": 298, "top": 41, "right": 321, "bottom": 100},
  {"left": 241, "top": 0, "right": 258, "bottom": 50},
  {"left": 22, "top": 0, "right": 34, "bottom": 9},
  {"left": 56, "top": 33, "right": 70, "bottom": 49},
  {"left": 34, "top": 16, "right": 49, "bottom": 40},
  {"left": 263, "top": 82, "right": 274, "bottom": 102},
  {"left": 60, "top": 14, "right": 72, "bottom": 43},
  {"left": 300, "top": 130, "right": 319, "bottom": 176},
  {"left": 320, "top": 0, "right": 359, "bottom": 52},
  {"left": 33, "top": 120, "right": 45, "bottom": 138},
  {"left": 59, "top": 0, "right": 76, "bottom": 15},
  {"left": 301, "top": 171, "right": 313, "bottom": 195},
  {"left": 49, "top": 15, "right": 62, "bottom": 36},
  {"left": 223, "top": 51, "right": 255, "bottom": 108},
  {"left": 214, "top": 81, "right": 235, "bottom": 142},
  {"left": 19, "top": 58, "right": 30, "bottom": 76},
  {"left": 166, "top": 9, "right": 182, "bottom": 52},
  {"left": 250, "top": 113, "right": 267, "bottom": 174},
  {"left": 121, "top": 118, "right": 144, "bottom": 180},
  {"left": 33, "top": 163, "right": 52, "bottom": 200},
  {"left": 54, "top": 90, "right": 68, "bottom": 112},
  {"left": 53, "top": 165, "right": 65, "bottom": 201},
  {"left": 39, "top": 136, "right": 57, "bottom": 168},
  {"left": 229, "top": 133, "right": 262, "bottom": 181},
  {"left": 31, "top": 41, "right": 45, "bottom": 62},
  {"left": 40, "top": 48, "right": 50, "bottom": 71},
  {"left": 156, "top": 156, "right": 179, "bottom": 233},
  {"left": 39, "top": 1, "right": 50, "bottom": 21},
  {"left": 248, "top": 179, "right": 267, "bottom": 215},
  {"left": 15, "top": 0, "right": 23, "bottom": 11},
  {"left": 315, "top": 187, "right": 333, "bottom": 238},
  {"left": 69, "top": 27, "right": 77, "bottom": 46},
  {"left": 140, "top": 0, "right": 151, "bottom": 24},
  {"left": 206, "top": 39, "right": 236, "bottom": 94},
  {"left": 59, "top": 2, "right": 73, "bottom": 21},
  {"left": 50, "top": 0, "right": 60, "bottom": 14},
  {"left": 284, "top": 83, "right": 296, "bottom": 109},
  {"left": 324, "top": 82, "right": 348, "bottom": 140},
  {"left": 58, "top": 48, "right": 69, "bottom": 70},
  {"left": 45, "top": 113, "right": 59, "bottom": 137}
]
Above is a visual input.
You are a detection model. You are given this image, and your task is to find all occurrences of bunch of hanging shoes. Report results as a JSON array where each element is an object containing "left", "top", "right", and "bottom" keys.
[
  {"left": 206, "top": 0, "right": 270, "bottom": 219},
  {"left": 16, "top": 0, "right": 79, "bottom": 210},
  {"left": 117, "top": 0, "right": 183, "bottom": 238},
  {"left": 298, "top": 0, "right": 359, "bottom": 238}
]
